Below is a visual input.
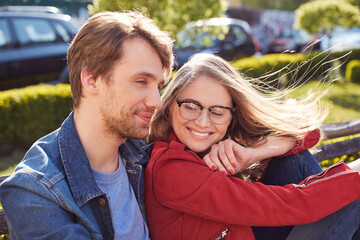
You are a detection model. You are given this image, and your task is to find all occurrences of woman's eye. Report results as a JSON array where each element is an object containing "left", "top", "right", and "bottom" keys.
[
  {"left": 185, "top": 105, "right": 196, "bottom": 110},
  {"left": 211, "top": 108, "right": 225, "bottom": 116},
  {"left": 184, "top": 103, "right": 198, "bottom": 111},
  {"left": 211, "top": 112, "right": 224, "bottom": 116}
]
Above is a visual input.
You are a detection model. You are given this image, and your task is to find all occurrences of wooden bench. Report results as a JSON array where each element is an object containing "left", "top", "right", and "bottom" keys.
[
  {"left": 312, "top": 118, "right": 360, "bottom": 161},
  {"left": 0, "top": 118, "right": 359, "bottom": 235}
]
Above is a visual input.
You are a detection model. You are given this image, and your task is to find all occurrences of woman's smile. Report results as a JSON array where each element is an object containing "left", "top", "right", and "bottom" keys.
[{"left": 171, "top": 75, "right": 232, "bottom": 153}]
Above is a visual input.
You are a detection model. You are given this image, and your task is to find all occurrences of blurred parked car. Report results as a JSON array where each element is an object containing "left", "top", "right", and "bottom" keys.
[
  {"left": 268, "top": 29, "right": 312, "bottom": 53},
  {"left": 320, "top": 27, "right": 360, "bottom": 52},
  {"left": 0, "top": 6, "right": 77, "bottom": 90},
  {"left": 173, "top": 17, "right": 258, "bottom": 68}
]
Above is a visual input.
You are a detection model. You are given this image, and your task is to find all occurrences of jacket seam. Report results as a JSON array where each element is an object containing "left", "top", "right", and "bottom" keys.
[
  {"left": 296, "top": 171, "right": 354, "bottom": 188},
  {"left": 303, "top": 161, "right": 343, "bottom": 185},
  {"left": 151, "top": 147, "right": 171, "bottom": 209},
  {"left": 8, "top": 172, "right": 70, "bottom": 210}
]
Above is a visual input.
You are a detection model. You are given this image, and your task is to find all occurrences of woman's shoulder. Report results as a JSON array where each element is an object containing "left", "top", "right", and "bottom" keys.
[{"left": 152, "top": 139, "right": 201, "bottom": 163}]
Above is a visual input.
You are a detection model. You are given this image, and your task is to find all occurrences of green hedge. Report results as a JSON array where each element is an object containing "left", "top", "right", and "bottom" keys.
[
  {"left": 231, "top": 49, "right": 360, "bottom": 86},
  {"left": 231, "top": 51, "right": 333, "bottom": 86},
  {"left": 0, "top": 84, "right": 73, "bottom": 149},
  {"left": 346, "top": 60, "right": 360, "bottom": 83},
  {"left": 334, "top": 48, "right": 360, "bottom": 73}
]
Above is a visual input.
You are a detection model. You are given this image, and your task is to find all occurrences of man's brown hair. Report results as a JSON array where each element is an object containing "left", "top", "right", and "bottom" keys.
[{"left": 67, "top": 11, "right": 174, "bottom": 108}]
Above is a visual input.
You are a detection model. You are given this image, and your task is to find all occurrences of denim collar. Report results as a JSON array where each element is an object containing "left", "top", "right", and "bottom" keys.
[
  {"left": 58, "top": 112, "right": 104, "bottom": 207},
  {"left": 58, "top": 112, "right": 149, "bottom": 208}
]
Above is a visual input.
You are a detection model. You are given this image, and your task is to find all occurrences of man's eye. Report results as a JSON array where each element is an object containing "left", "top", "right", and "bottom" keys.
[{"left": 136, "top": 80, "right": 147, "bottom": 85}]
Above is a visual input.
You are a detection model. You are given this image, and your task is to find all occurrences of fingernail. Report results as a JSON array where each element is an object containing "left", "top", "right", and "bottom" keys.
[
  {"left": 232, "top": 163, "right": 237, "bottom": 168},
  {"left": 211, "top": 165, "right": 217, "bottom": 171},
  {"left": 229, "top": 169, "right": 235, "bottom": 175},
  {"left": 221, "top": 171, "right": 227, "bottom": 175}
]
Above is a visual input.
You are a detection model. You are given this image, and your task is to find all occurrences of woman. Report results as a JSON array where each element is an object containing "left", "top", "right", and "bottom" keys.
[{"left": 145, "top": 53, "right": 360, "bottom": 239}]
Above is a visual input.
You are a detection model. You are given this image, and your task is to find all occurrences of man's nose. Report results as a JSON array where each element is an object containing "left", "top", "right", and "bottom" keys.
[{"left": 145, "top": 87, "right": 162, "bottom": 109}]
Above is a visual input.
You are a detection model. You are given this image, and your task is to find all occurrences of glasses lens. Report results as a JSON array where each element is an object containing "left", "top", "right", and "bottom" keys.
[
  {"left": 179, "top": 102, "right": 201, "bottom": 120},
  {"left": 209, "top": 107, "right": 231, "bottom": 124}
]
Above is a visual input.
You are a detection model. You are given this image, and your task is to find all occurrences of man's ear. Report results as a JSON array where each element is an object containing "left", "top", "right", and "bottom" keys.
[{"left": 80, "top": 68, "right": 98, "bottom": 94}]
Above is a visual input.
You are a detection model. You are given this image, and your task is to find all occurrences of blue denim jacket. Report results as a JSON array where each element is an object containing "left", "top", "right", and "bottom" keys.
[{"left": 0, "top": 112, "right": 150, "bottom": 239}]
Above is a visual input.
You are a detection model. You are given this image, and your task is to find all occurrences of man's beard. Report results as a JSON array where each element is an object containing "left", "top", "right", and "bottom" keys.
[{"left": 101, "top": 105, "right": 152, "bottom": 141}]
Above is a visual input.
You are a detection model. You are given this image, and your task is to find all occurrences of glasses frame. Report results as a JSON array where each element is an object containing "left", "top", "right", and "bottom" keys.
[{"left": 176, "top": 99, "right": 235, "bottom": 125}]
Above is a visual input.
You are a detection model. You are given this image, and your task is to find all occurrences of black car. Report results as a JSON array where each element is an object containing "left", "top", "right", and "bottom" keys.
[
  {"left": 174, "top": 17, "right": 258, "bottom": 69},
  {"left": 0, "top": 6, "right": 78, "bottom": 90}
]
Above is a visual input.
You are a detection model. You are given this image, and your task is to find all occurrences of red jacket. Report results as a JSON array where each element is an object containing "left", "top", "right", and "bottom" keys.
[{"left": 145, "top": 134, "right": 360, "bottom": 240}]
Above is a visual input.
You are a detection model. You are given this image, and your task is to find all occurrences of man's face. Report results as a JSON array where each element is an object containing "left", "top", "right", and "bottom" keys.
[{"left": 97, "top": 37, "right": 164, "bottom": 141}]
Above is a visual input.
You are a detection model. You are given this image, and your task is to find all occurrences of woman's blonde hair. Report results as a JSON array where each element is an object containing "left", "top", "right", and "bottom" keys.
[{"left": 149, "top": 53, "right": 327, "bottom": 148}]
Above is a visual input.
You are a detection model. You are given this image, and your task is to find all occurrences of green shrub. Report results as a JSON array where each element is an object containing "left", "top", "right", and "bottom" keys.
[
  {"left": 231, "top": 51, "right": 332, "bottom": 86},
  {"left": 0, "top": 234, "right": 9, "bottom": 240},
  {"left": 0, "top": 84, "right": 73, "bottom": 149},
  {"left": 345, "top": 59, "right": 360, "bottom": 83},
  {"left": 334, "top": 48, "right": 360, "bottom": 73}
]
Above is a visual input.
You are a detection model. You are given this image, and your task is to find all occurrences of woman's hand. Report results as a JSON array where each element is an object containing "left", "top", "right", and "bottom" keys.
[
  {"left": 203, "top": 139, "right": 254, "bottom": 175},
  {"left": 203, "top": 136, "right": 297, "bottom": 175}
]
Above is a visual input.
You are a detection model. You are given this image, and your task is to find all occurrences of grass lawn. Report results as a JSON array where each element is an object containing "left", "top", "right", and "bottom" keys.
[
  {"left": 0, "top": 149, "right": 26, "bottom": 175},
  {"left": 0, "top": 81, "right": 360, "bottom": 174},
  {"left": 289, "top": 81, "right": 360, "bottom": 123}
]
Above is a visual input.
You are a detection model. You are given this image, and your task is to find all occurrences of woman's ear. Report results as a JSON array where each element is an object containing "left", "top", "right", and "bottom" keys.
[{"left": 80, "top": 68, "right": 98, "bottom": 95}]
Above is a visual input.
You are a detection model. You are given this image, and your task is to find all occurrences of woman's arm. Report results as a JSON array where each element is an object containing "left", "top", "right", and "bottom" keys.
[
  {"left": 150, "top": 148, "right": 360, "bottom": 226},
  {"left": 348, "top": 159, "right": 360, "bottom": 173},
  {"left": 203, "top": 129, "right": 320, "bottom": 175}
]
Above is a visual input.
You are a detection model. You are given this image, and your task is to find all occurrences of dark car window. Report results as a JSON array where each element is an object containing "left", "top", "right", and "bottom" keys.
[
  {"left": 12, "top": 18, "right": 57, "bottom": 46},
  {"left": 0, "top": 19, "right": 12, "bottom": 49},
  {"left": 53, "top": 22, "right": 71, "bottom": 42},
  {"left": 231, "top": 25, "right": 248, "bottom": 43}
]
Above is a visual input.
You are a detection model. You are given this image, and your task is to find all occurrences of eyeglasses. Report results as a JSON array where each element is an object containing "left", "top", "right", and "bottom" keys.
[{"left": 176, "top": 99, "right": 234, "bottom": 125}]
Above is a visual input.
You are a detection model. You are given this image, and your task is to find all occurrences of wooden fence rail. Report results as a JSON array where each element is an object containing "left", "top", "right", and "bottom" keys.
[{"left": 313, "top": 118, "right": 360, "bottom": 162}]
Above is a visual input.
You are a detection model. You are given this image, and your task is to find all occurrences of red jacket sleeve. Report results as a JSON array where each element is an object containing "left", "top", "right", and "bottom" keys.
[
  {"left": 279, "top": 128, "right": 321, "bottom": 157},
  {"left": 151, "top": 145, "right": 359, "bottom": 227}
]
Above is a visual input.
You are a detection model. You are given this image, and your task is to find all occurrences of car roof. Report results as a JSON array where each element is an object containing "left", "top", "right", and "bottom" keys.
[
  {"left": 0, "top": 5, "right": 62, "bottom": 14},
  {"left": 0, "top": 6, "right": 71, "bottom": 22},
  {"left": 186, "top": 17, "right": 252, "bottom": 34}
]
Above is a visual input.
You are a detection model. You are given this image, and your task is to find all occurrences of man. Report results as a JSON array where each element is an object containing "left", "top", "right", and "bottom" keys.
[{"left": 0, "top": 11, "right": 173, "bottom": 239}]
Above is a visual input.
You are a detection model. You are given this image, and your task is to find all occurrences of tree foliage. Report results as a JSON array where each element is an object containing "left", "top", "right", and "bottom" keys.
[
  {"left": 344, "top": 0, "right": 360, "bottom": 8},
  {"left": 294, "top": 0, "right": 360, "bottom": 34},
  {"left": 239, "top": 0, "right": 311, "bottom": 11},
  {"left": 90, "top": 0, "right": 227, "bottom": 37}
]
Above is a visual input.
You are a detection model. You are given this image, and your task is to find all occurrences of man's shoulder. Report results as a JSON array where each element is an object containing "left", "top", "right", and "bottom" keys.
[{"left": 5, "top": 128, "right": 65, "bottom": 187}]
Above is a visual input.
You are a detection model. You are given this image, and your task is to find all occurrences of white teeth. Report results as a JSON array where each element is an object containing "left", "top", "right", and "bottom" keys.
[{"left": 192, "top": 130, "right": 209, "bottom": 137}]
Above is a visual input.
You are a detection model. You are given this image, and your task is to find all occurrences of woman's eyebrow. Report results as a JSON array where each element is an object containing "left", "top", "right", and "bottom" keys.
[{"left": 180, "top": 98, "right": 202, "bottom": 105}]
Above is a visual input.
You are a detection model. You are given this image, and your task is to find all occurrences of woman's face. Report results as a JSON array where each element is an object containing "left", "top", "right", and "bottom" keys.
[{"left": 170, "top": 75, "right": 233, "bottom": 153}]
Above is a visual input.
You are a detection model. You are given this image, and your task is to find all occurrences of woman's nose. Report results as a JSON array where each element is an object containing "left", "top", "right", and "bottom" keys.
[{"left": 194, "top": 109, "right": 211, "bottom": 127}]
